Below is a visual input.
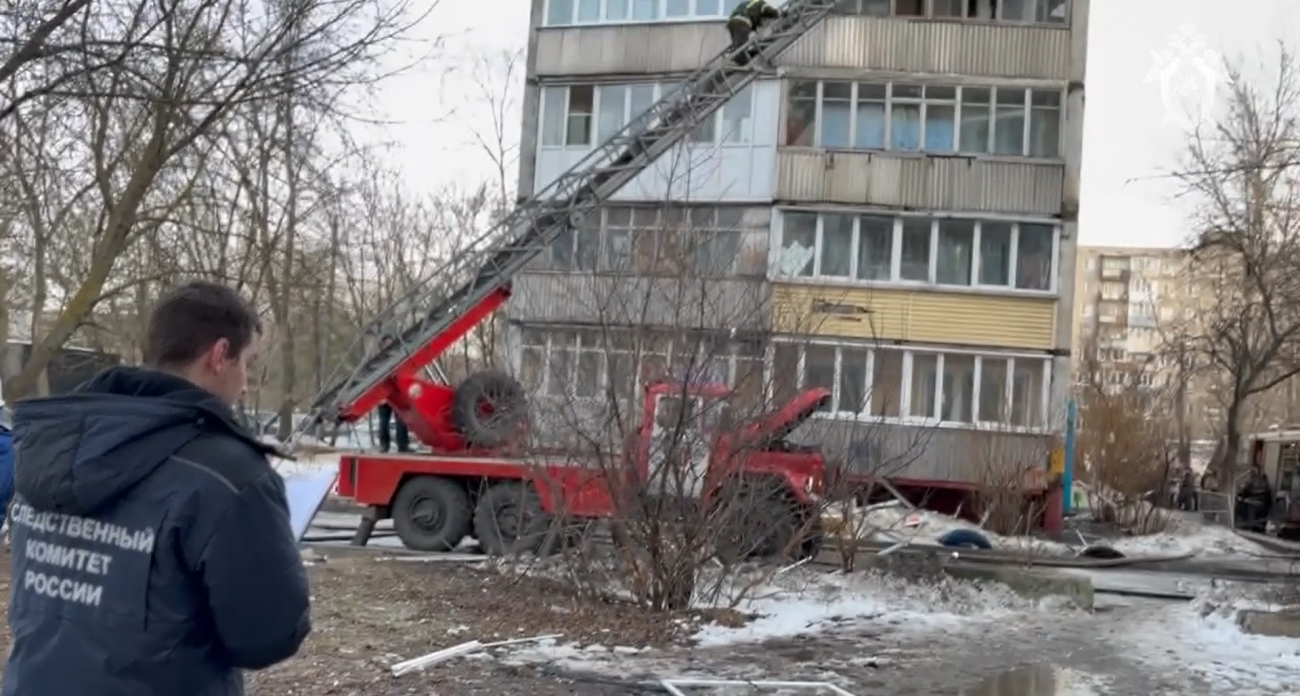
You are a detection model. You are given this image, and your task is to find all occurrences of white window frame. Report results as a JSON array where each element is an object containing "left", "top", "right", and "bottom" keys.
[
  {"left": 770, "top": 340, "right": 1052, "bottom": 432},
  {"left": 540, "top": 81, "right": 753, "bottom": 150},
  {"left": 543, "top": 205, "right": 763, "bottom": 277},
  {"left": 773, "top": 209, "right": 1060, "bottom": 295},
  {"left": 542, "top": 0, "right": 728, "bottom": 27},
  {"left": 523, "top": 328, "right": 760, "bottom": 399},
  {"left": 788, "top": 81, "right": 1064, "bottom": 159},
  {"left": 832, "top": 0, "right": 1069, "bottom": 25}
]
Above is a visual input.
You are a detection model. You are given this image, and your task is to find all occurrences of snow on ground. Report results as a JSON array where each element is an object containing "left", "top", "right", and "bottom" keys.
[
  {"left": 826, "top": 502, "right": 1273, "bottom": 560},
  {"left": 825, "top": 503, "right": 1067, "bottom": 555},
  {"left": 1107, "top": 517, "right": 1271, "bottom": 558},
  {"left": 1116, "top": 591, "right": 1300, "bottom": 695},
  {"left": 691, "top": 568, "right": 1052, "bottom": 647}
]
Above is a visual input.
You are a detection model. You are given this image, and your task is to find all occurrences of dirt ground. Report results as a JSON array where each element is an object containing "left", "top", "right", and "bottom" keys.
[{"left": 0, "top": 548, "right": 720, "bottom": 695}]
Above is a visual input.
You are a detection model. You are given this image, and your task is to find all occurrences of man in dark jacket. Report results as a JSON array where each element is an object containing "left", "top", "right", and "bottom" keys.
[
  {"left": 375, "top": 334, "right": 412, "bottom": 453},
  {"left": 726, "top": 0, "right": 782, "bottom": 64},
  {"left": 3, "top": 280, "right": 311, "bottom": 696}
]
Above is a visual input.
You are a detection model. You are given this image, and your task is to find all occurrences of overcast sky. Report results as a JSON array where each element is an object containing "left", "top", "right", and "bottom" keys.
[{"left": 358, "top": 0, "right": 1295, "bottom": 250}]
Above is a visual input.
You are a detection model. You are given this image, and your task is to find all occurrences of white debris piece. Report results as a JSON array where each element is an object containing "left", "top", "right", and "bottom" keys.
[{"left": 390, "top": 634, "right": 564, "bottom": 676}]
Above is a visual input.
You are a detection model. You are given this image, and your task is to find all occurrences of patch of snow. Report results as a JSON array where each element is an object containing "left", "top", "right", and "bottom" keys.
[
  {"left": 692, "top": 568, "right": 1052, "bottom": 647},
  {"left": 1118, "top": 598, "right": 1300, "bottom": 694},
  {"left": 1108, "top": 517, "right": 1270, "bottom": 558},
  {"left": 824, "top": 503, "right": 1069, "bottom": 556}
]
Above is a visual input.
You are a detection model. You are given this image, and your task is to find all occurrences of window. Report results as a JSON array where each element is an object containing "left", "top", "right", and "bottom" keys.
[
  {"left": 1001, "top": 0, "right": 1068, "bottom": 23},
  {"left": 857, "top": 216, "right": 893, "bottom": 281},
  {"left": 777, "top": 213, "right": 901, "bottom": 282},
  {"left": 900, "top": 218, "right": 931, "bottom": 282},
  {"left": 909, "top": 353, "right": 938, "bottom": 418},
  {"left": 820, "top": 213, "right": 854, "bottom": 278},
  {"left": 721, "top": 85, "right": 753, "bottom": 144},
  {"left": 992, "top": 88, "right": 1025, "bottom": 155},
  {"left": 547, "top": 206, "right": 766, "bottom": 277},
  {"left": 547, "top": 0, "right": 574, "bottom": 25},
  {"left": 1010, "top": 359, "right": 1046, "bottom": 427},
  {"left": 775, "top": 342, "right": 1050, "bottom": 430},
  {"left": 546, "top": 0, "right": 741, "bottom": 25},
  {"left": 856, "top": 83, "right": 887, "bottom": 148},
  {"left": 1028, "top": 90, "right": 1061, "bottom": 158},
  {"left": 871, "top": 350, "right": 903, "bottom": 416},
  {"left": 597, "top": 85, "right": 627, "bottom": 142},
  {"left": 1016, "top": 224, "right": 1053, "bottom": 290},
  {"left": 525, "top": 329, "right": 760, "bottom": 409},
  {"left": 978, "top": 357, "right": 1008, "bottom": 422},
  {"left": 923, "top": 86, "right": 956, "bottom": 152},
  {"left": 537, "top": 85, "right": 596, "bottom": 147},
  {"left": 785, "top": 81, "right": 1064, "bottom": 158},
  {"left": 834, "top": 0, "right": 890, "bottom": 16},
  {"left": 958, "top": 87, "right": 991, "bottom": 153},
  {"left": 941, "top": 353, "right": 975, "bottom": 422},
  {"left": 833, "top": 0, "right": 1067, "bottom": 23},
  {"left": 544, "top": 82, "right": 753, "bottom": 149},
  {"left": 978, "top": 222, "right": 1012, "bottom": 285},
  {"left": 821, "top": 82, "right": 852, "bottom": 148},
  {"left": 889, "top": 84, "right": 921, "bottom": 150},
  {"left": 577, "top": 0, "right": 600, "bottom": 21},
  {"left": 779, "top": 212, "right": 817, "bottom": 276},
  {"left": 777, "top": 211, "right": 1058, "bottom": 292},
  {"left": 936, "top": 219, "right": 974, "bottom": 285}
]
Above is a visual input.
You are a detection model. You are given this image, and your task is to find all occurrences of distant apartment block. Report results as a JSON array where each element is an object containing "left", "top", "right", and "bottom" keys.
[
  {"left": 1072, "top": 246, "right": 1300, "bottom": 440},
  {"left": 509, "top": 0, "right": 1089, "bottom": 485}
]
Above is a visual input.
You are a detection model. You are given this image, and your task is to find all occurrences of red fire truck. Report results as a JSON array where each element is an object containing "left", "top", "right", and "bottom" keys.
[
  {"left": 324, "top": 286, "right": 830, "bottom": 558},
  {"left": 301, "top": 0, "right": 841, "bottom": 558}
]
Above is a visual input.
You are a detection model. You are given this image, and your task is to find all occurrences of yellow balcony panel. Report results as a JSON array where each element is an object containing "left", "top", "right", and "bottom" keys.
[{"left": 772, "top": 285, "right": 1056, "bottom": 350}]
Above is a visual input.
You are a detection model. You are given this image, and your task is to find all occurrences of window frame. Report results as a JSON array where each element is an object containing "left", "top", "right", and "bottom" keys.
[
  {"left": 770, "top": 340, "right": 1052, "bottom": 431},
  {"left": 544, "top": 0, "right": 1069, "bottom": 27},
  {"left": 540, "top": 81, "right": 755, "bottom": 150},
  {"left": 832, "top": 0, "right": 1069, "bottom": 25},
  {"left": 519, "top": 328, "right": 763, "bottom": 403},
  {"left": 543, "top": 205, "right": 768, "bottom": 278},
  {"left": 785, "top": 80, "right": 1064, "bottom": 159},
  {"left": 773, "top": 209, "right": 1061, "bottom": 295},
  {"left": 543, "top": 0, "right": 729, "bottom": 27}
]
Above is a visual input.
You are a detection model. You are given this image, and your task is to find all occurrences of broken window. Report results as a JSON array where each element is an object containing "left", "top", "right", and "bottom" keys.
[{"left": 779, "top": 212, "right": 818, "bottom": 277}]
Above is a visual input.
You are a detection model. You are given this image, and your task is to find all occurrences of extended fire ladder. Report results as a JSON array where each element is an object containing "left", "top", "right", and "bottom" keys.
[{"left": 304, "top": 0, "right": 838, "bottom": 429}]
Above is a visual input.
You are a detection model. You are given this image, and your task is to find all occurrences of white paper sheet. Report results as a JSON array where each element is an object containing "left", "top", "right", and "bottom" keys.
[{"left": 280, "top": 469, "right": 338, "bottom": 540}]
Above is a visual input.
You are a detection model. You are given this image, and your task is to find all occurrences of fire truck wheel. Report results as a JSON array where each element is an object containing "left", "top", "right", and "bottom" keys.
[
  {"left": 391, "top": 476, "right": 474, "bottom": 552},
  {"left": 452, "top": 370, "right": 529, "bottom": 447},
  {"left": 474, "top": 481, "right": 549, "bottom": 556},
  {"left": 715, "top": 481, "right": 812, "bottom": 564}
]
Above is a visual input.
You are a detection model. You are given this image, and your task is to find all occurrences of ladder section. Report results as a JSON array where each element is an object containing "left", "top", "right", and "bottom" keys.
[{"left": 308, "top": 0, "right": 839, "bottom": 424}]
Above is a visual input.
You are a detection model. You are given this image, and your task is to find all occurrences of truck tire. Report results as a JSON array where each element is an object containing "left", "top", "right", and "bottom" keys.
[
  {"left": 474, "top": 481, "right": 549, "bottom": 556},
  {"left": 715, "top": 481, "right": 818, "bottom": 565},
  {"left": 451, "top": 370, "right": 528, "bottom": 447},
  {"left": 392, "top": 476, "right": 473, "bottom": 552}
]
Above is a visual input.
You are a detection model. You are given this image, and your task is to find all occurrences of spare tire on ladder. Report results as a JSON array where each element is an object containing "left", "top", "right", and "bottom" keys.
[{"left": 451, "top": 370, "right": 528, "bottom": 447}]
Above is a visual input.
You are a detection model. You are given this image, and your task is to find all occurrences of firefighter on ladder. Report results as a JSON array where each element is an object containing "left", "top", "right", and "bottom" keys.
[{"left": 726, "top": 0, "right": 782, "bottom": 65}]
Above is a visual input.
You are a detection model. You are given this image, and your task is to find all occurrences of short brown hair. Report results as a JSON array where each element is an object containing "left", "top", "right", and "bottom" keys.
[{"left": 145, "top": 281, "right": 262, "bottom": 368}]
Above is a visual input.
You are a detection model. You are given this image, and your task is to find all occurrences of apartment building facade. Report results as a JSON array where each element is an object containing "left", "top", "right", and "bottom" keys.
[
  {"left": 1073, "top": 246, "right": 1300, "bottom": 441},
  {"left": 508, "top": 0, "right": 1089, "bottom": 485}
]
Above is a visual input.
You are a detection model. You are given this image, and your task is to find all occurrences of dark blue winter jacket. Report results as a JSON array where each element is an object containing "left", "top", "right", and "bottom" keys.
[{"left": 2, "top": 366, "right": 312, "bottom": 696}]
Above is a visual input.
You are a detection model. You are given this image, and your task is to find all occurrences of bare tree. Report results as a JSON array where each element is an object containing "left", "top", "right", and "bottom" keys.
[
  {"left": 0, "top": 0, "right": 417, "bottom": 399},
  {"left": 1074, "top": 326, "right": 1176, "bottom": 533},
  {"left": 1172, "top": 43, "right": 1300, "bottom": 484}
]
